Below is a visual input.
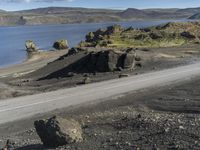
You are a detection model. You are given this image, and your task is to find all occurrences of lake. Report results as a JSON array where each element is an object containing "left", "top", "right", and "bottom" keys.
[{"left": 0, "top": 20, "right": 187, "bottom": 68}]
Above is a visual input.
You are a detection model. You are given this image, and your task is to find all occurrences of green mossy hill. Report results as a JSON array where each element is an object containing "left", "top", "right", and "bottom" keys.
[{"left": 79, "top": 22, "right": 200, "bottom": 48}]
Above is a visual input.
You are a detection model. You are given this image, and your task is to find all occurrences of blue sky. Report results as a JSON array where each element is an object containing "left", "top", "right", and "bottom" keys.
[{"left": 1, "top": 0, "right": 200, "bottom": 11}]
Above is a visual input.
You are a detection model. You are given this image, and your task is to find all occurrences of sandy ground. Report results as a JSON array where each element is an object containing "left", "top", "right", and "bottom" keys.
[
  {"left": 0, "top": 50, "right": 67, "bottom": 78},
  {"left": 0, "top": 50, "right": 67, "bottom": 99}
]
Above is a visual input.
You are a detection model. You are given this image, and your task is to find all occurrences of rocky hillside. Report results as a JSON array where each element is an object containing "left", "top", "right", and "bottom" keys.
[
  {"left": 118, "top": 8, "right": 148, "bottom": 19},
  {"left": 32, "top": 47, "right": 137, "bottom": 81},
  {"left": 189, "top": 13, "right": 200, "bottom": 19},
  {"left": 0, "top": 7, "right": 122, "bottom": 26},
  {"left": 79, "top": 22, "right": 200, "bottom": 48},
  {"left": 118, "top": 8, "right": 191, "bottom": 20},
  {"left": 0, "top": 7, "right": 200, "bottom": 26}
]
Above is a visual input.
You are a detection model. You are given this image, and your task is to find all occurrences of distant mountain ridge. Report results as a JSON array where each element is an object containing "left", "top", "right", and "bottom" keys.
[
  {"left": 189, "top": 13, "right": 200, "bottom": 19},
  {"left": 118, "top": 8, "right": 148, "bottom": 19},
  {"left": 0, "top": 6, "right": 199, "bottom": 26},
  {"left": 176, "top": 7, "right": 200, "bottom": 14}
]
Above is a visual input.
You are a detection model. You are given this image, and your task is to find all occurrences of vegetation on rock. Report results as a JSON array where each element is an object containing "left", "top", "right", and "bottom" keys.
[
  {"left": 79, "top": 22, "right": 200, "bottom": 48},
  {"left": 53, "top": 39, "right": 69, "bottom": 50},
  {"left": 25, "top": 40, "right": 38, "bottom": 53}
]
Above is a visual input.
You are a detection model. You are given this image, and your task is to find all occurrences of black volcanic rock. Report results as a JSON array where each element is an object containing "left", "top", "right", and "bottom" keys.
[
  {"left": 34, "top": 116, "right": 83, "bottom": 147},
  {"left": 37, "top": 48, "right": 137, "bottom": 80}
]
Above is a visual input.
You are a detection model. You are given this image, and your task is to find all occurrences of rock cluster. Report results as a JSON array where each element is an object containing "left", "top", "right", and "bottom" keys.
[
  {"left": 34, "top": 116, "right": 83, "bottom": 147},
  {"left": 81, "top": 22, "right": 200, "bottom": 48},
  {"left": 85, "top": 25, "right": 124, "bottom": 45},
  {"left": 53, "top": 39, "right": 69, "bottom": 50}
]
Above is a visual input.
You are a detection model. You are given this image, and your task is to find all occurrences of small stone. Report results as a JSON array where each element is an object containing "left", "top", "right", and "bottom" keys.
[
  {"left": 137, "top": 114, "right": 142, "bottom": 118},
  {"left": 119, "top": 74, "right": 129, "bottom": 78},
  {"left": 164, "top": 127, "right": 170, "bottom": 133},
  {"left": 82, "top": 77, "right": 91, "bottom": 84}
]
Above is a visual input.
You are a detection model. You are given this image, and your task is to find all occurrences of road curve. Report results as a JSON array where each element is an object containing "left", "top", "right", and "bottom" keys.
[{"left": 1, "top": 62, "right": 200, "bottom": 124}]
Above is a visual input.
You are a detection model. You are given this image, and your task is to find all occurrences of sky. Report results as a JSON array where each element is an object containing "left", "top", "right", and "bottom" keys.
[{"left": 0, "top": 0, "right": 200, "bottom": 11}]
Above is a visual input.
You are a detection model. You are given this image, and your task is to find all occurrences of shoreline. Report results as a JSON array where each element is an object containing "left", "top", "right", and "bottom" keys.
[
  {"left": 0, "top": 19, "right": 189, "bottom": 28},
  {"left": 0, "top": 50, "right": 67, "bottom": 78}
]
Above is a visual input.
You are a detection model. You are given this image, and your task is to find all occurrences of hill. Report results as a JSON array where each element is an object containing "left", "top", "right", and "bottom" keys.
[
  {"left": 0, "top": 7, "right": 200, "bottom": 26},
  {"left": 118, "top": 8, "right": 148, "bottom": 19},
  {"left": 79, "top": 22, "right": 200, "bottom": 48},
  {"left": 118, "top": 8, "right": 197, "bottom": 20},
  {"left": 176, "top": 7, "right": 200, "bottom": 14},
  {"left": 0, "top": 9, "right": 6, "bottom": 13},
  {"left": 188, "top": 13, "right": 200, "bottom": 19}
]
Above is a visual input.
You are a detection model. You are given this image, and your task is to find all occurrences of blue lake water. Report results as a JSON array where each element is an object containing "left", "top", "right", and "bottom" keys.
[{"left": 0, "top": 19, "right": 188, "bottom": 68}]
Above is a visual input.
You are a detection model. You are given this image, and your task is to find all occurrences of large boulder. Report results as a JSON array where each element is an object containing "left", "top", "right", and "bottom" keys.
[
  {"left": 25, "top": 40, "right": 38, "bottom": 53},
  {"left": 34, "top": 116, "right": 83, "bottom": 147},
  {"left": 53, "top": 39, "right": 69, "bottom": 50},
  {"left": 87, "top": 49, "right": 136, "bottom": 72}
]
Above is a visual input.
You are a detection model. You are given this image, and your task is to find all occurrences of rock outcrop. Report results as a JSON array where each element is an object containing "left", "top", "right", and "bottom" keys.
[
  {"left": 53, "top": 39, "right": 69, "bottom": 50},
  {"left": 87, "top": 48, "right": 136, "bottom": 72},
  {"left": 105, "top": 25, "right": 124, "bottom": 35},
  {"left": 80, "top": 22, "right": 200, "bottom": 48},
  {"left": 25, "top": 40, "right": 38, "bottom": 53},
  {"left": 34, "top": 116, "right": 83, "bottom": 147},
  {"left": 38, "top": 47, "right": 137, "bottom": 80}
]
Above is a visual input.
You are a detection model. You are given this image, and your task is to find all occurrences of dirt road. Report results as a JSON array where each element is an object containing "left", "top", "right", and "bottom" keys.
[{"left": 0, "top": 62, "right": 200, "bottom": 124}]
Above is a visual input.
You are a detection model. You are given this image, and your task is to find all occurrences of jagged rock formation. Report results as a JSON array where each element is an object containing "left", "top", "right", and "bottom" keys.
[
  {"left": 87, "top": 49, "right": 136, "bottom": 72},
  {"left": 34, "top": 116, "right": 83, "bottom": 147},
  {"left": 37, "top": 47, "right": 137, "bottom": 80},
  {"left": 25, "top": 40, "right": 38, "bottom": 53}
]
